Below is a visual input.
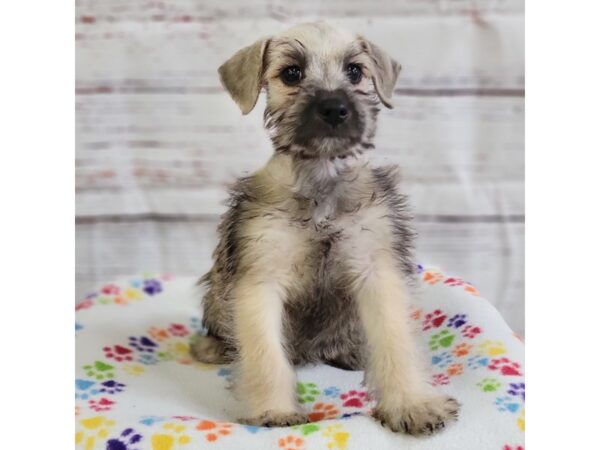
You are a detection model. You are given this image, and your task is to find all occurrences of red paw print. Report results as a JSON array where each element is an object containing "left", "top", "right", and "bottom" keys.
[
  {"left": 168, "top": 323, "right": 189, "bottom": 337},
  {"left": 489, "top": 358, "right": 523, "bottom": 376},
  {"left": 88, "top": 397, "right": 115, "bottom": 411},
  {"left": 103, "top": 345, "right": 134, "bottom": 362},
  {"left": 462, "top": 325, "right": 482, "bottom": 339},
  {"left": 101, "top": 284, "right": 121, "bottom": 295},
  {"left": 340, "top": 390, "right": 369, "bottom": 408},
  {"left": 422, "top": 310, "right": 448, "bottom": 331},
  {"left": 431, "top": 373, "right": 450, "bottom": 386},
  {"left": 444, "top": 277, "right": 465, "bottom": 287},
  {"left": 503, "top": 446, "right": 524, "bottom": 450}
]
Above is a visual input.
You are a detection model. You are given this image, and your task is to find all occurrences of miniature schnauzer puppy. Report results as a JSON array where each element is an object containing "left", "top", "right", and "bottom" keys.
[{"left": 191, "top": 22, "right": 459, "bottom": 435}]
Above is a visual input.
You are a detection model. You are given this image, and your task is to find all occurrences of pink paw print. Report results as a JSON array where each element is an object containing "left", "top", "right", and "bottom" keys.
[
  {"left": 101, "top": 284, "right": 121, "bottom": 295},
  {"left": 422, "top": 309, "right": 448, "bottom": 331},
  {"left": 444, "top": 277, "right": 465, "bottom": 287},
  {"left": 503, "top": 446, "right": 524, "bottom": 450},
  {"left": 340, "top": 390, "right": 370, "bottom": 408},
  {"left": 461, "top": 325, "right": 482, "bottom": 339},
  {"left": 431, "top": 373, "right": 450, "bottom": 386},
  {"left": 489, "top": 358, "right": 523, "bottom": 376},
  {"left": 76, "top": 299, "right": 94, "bottom": 311},
  {"left": 88, "top": 397, "right": 115, "bottom": 412},
  {"left": 168, "top": 323, "right": 190, "bottom": 337}
]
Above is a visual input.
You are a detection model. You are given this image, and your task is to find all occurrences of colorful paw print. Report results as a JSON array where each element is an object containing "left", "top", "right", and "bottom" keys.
[
  {"left": 447, "top": 363, "right": 464, "bottom": 376},
  {"left": 106, "top": 428, "right": 143, "bottom": 450},
  {"left": 100, "top": 380, "right": 126, "bottom": 394},
  {"left": 431, "top": 351, "right": 453, "bottom": 368},
  {"left": 444, "top": 277, "right": 465, "bottom": 287},
  {"left": 461, "top": 325, "right": 482, "bottom": 339},
  {"left": 323, "top": 386, "right": 341, "bottom": 397},
  {"left": 507, "top": 382, "right": 525, "bottom": 401},
  {"left": 195, "top": 420, "right": 233, "bottom": 442},
  {"left": 149, "top": 327, "right": 171, "bottom": 342},
  {"left": 103, "top": 345, "right": 134, "bottom": 362},
  {"left": 123, "top": 364, "right": 145, "bottom": 376},
  {"left": 495, "top": 396, "right": 522, "bottom": 413},
  {"left": 143, "top": 279, "right": 163, "bottom": 295},
  {"left": 129, "top": 336, "right": 159, "bottom": 353},
  {"left": 83, "top": 361, "right": 115, "bottom": 380},
  {"left": 278, "top": 435, "right": 305, "bottom": 450},
  {"left": 467, "top": 354, "right": 490, "bottom": 369},
  {"left": 168, "top": 323, "right": 189, "bottom": 337},
  {"left": 409, "top": 307, "right": 423, "bottom": 321},
  {"left": 101, "top": 284, "right": 121, "bottom": 295},
  {"left": 89, "top": 397, "right": 115, "bottom": 412},
  {"left": 322, "top": 424, "right": 350, "bottom": 450},
  {"left": 452, "top": 343, "right": 472, "bottom": 357},
  {"left": 308, "top": 403, "right": 339, "bottom": 422},
  {"left": 517, "top": 409, "right": 525, "bottom": 432},
  {"left": 75, "top": 379, "right": 100, "bottom": 400},
  {"left": 293, "top": 423, "right": 321, "bottom": 436},
  {"left": 297, "top": 382, "right": 320, "bottom": 404},
  {"left": 124, "top": 287, "right": 143, "bottom": 300},
  {"left": 503, "top": 445, "right": 524, "bottom": 450},
  {"left": 151, "top": 423, "right": 191, "bottom": 450},
  {"left": 76, "top": 416, "right": 116, "bottom": 450},
  {"left": 422, "top": 309, "right": 447, "bottom": 330},
  {"left": 479, "top": 340, "right": 507, "bottom": 356},
  {"left": 138, "top": 353, "right": 160, "bottom": 365},
  {"left": 340, "top": 390, "right": 369, "bottom": 408},
  {"left": 447, "top": 313, "right": 468, "bottom": 328},
  {"left": 431, "top": 373, "right": 450, "bottom": 386},
  {"left": 428, "top": 330, "right": 456, "bottom": 351},
  {"left": 488, "top": 358, "right": 523, "bottom": 376},
  {"left": 423, "top": 271, "right": 444, "bottom": 285},
  {"left": 189, "top": 317, "right": 205, "bottom": 333},
  {"left": 478, "top": 377, "right": 502, "bottom": 392}
]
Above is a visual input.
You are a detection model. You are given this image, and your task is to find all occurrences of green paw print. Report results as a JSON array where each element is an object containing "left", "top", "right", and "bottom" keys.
[
  {"left": 428, "top": 330, "right": 456, "bottom": 351},
  {"left": 296, "top": 382, "right": 320, "bottom": 404},
  {"left": 83, "top": 360, "right": 115, "bottom": 380},
  {"left": 477, "top": 377, "right": 502, "bottom": 392},
  {"left": 293, "top": 423, "right": 321, "bottom": 436}
]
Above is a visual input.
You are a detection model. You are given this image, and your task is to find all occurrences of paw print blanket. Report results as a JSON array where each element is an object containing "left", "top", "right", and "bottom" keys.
[{"left": 75, "top": 266, "right": 525, "bottom": 450}]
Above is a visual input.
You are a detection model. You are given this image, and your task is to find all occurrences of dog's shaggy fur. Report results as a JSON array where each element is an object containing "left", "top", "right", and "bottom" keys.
[{"left": 191, "top": 22, "right": 459, "bottom": 435}]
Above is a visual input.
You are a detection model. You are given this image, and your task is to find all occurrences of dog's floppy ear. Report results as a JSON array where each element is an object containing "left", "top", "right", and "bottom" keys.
[
  {"left": 359, "top": 37, "right": 401, "bottom": 109},
  {"left": 218, "top": 38, "right": 271, "bottom": 115}
]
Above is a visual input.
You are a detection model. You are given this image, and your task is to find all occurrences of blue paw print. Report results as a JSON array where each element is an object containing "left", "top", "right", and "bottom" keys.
[
  {"left": 189, "top": 317, "right": 206, "bottom": 333},
  {"left": 106, "top": 428, "right": 142, "bottom": 450},
  {"left": 137, "top": 353, "right": 160, "bottom": 365},
  {"left": 75, "top": 379, "right": 100, "bottom": 400},
  {"left": 467, "top": 354, "right": 489, "bottom": 369},
  {"left": 495, "top": 396, "right": 522, "bottom": 413},
  {"left": 243, "top": 425, "right": 268, "bottom": 434},
  {"left": 142, "top": 279, "right": 162, "bottom": 295},
  {"left": 139, "top": 416, "right": 166, "bottom": 426},
  {"left": 100, "top": 380, "right": 126, "bottom": 394},
  {"left": 217, "top": 367, "right": 233, "bottom": 380},
  {"left": 507, "top": 382, "right": 525, "bottom": 401},
  {"left": 448, "top": 314, "right": 468, "bottom": 328},
  {"left": 431, "top": 351, "right": 453, "bottom": 368},
  {"left": 130, "top": 279, "right": 142, "bottom": 288},
  {"left": 323, "top": 386, "right": 341, "bottom": 397},
  {"left": 75, "top": 323, "right": 83, "bottom": 332}
]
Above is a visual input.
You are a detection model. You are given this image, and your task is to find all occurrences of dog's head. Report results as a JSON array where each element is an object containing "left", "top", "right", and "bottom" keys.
[{"left": 218, "top": 22, "right": 400, "bottom": 159}]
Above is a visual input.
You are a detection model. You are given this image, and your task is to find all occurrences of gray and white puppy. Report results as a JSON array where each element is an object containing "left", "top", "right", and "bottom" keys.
[{"left": 192, "top": 22, "right": 459, "bottom": 435}]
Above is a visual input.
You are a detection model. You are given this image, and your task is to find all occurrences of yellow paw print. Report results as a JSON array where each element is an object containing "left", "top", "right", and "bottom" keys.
[
  {"left": 152, "top": 422, "right": 192, "bottom": 450},
  {"left": 479, "top": 340, "right": 507, "bottom": 357},
  {"left": 124, "top": 287, "right": 143, "bottom": 300},
  {"left": 322, "top": 424, "right": 350, "bottom": 450},
  {"left": 75, "top": 416, "right": 115, "bottom": 450},
  {"left": 517, "top": 409, "right": 525, "bottom": 432},
  {"left": 123, "top": 363, "right": 145, "bottom": 376}
]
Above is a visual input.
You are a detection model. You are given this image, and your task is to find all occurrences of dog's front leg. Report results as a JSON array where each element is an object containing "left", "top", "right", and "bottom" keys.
[
  {"left": 353, "top": 255, "right": 460, "bottom": 435},
  {"left": 233, "top": 277, "right": 307, "bottom": 426}
]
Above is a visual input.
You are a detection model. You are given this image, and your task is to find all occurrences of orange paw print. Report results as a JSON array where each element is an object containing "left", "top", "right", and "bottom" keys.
[
  {"left": 308, "top": 403, "right": 339, "bottom": 422},
  {"left": 447, "top": 363, "right": 464, "bottom": 376},
  {"left": 409, "top": 307, "right": 423, "bottom": 321},
  {"left": 423, "top": 271, "right": 444, "bottom": 285},
  {"left": 195, "top": 420, "right": 233, "bottom": 442},
  {"left": 464, "top": 284, "right": 480, "bottom": 296},
  {"left": 149, "top": 327, "right": 170, "bottom": 342},
  {"left": 278, "top": 435, "right": 305, "bottom": 450},
  {"left": 452, "top": 343, "right": 472, "bottom": 357}
]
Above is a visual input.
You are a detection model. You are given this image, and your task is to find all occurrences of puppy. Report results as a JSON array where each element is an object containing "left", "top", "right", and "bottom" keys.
[{"left": 191, "top": 22, "right": 459, "bottom": 435}]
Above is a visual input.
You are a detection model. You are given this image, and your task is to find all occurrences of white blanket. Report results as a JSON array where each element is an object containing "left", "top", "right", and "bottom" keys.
[{"left": 75, "top": 266, "right": 524, "bottom": 450}]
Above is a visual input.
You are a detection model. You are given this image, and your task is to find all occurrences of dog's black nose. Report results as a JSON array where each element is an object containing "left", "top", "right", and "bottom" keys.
[{"left": 317, "top": 96, "right": 349, "bottom": 127}]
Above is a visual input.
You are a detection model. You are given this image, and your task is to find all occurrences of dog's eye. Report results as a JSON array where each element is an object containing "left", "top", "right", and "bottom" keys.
[
  {"left": 281, "top": 66, "right": 303, "bottom": 86},
  {"left": 346, "top": 64, "right": 363, "bottom": 84}
]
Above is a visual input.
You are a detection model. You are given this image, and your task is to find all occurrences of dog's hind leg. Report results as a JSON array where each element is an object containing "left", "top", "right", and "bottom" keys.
[{"left": 190, "top": 334, "right": 235, "bottom": 364}]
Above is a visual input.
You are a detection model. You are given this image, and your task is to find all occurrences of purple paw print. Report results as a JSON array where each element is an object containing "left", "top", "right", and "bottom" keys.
[
  {"left": 129, "top": 336, "right": 158, "bottom": 353},
  {"left": 100, "top": 380, "right": 126, "bottom": 395},
  {"left": 106, "top": 428, "right": 142, "bottom": 450},
  {"left": 448, "top": 314, "right": 467, "bottom": 328},
  {"left": 142, "top": 279, "right": 162, "bottom": 295},
  {"left": 507, "top": 382, "right": 525, "bottom": 401}
]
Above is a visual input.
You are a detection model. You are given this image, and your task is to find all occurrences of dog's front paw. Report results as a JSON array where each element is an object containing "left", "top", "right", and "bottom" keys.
[
  {"left": 373, "top": 395, "right": 460, "bottom": 436},
  {"left": 239, "top": 410, "right": 308, "bottom": 427}
]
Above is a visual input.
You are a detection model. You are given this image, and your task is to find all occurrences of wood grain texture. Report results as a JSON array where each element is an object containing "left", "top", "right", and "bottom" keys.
[{"left": 75, "top": 0, "right": 525, "bottom": 335}]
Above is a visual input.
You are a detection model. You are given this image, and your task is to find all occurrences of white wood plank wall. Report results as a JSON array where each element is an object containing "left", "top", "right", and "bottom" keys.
[{"left": 76, "top": 0, "right": 525, "bottom": 336}]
